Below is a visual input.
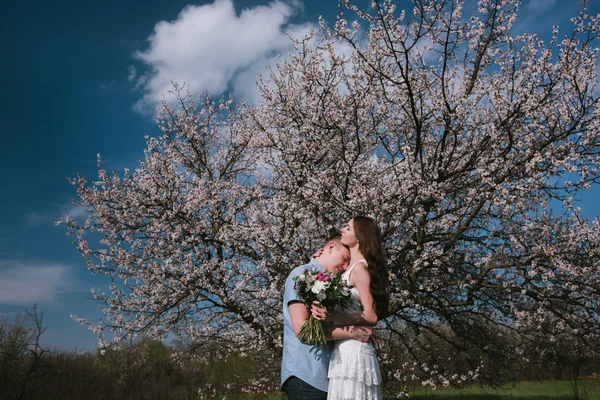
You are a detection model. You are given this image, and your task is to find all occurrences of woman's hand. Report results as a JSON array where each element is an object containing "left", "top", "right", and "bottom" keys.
[
  {"left": 352, "top": 326, "right": 372, "bottom": 342},
  {"left": 311, "top": 301, "right": 328, "bottom": 321},
  {"left": 311, "top": 248, "right": 324, "bottom": 258}
]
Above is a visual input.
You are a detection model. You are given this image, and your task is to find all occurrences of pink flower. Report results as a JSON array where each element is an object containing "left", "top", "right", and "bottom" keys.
[{"left": 315, "top": 271, "right": 333, "bottom": 282}]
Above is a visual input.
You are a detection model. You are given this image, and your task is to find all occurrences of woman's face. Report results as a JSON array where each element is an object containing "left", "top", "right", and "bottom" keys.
[{"left": 341, "top": 219, "right": 358, "bottom": 248}]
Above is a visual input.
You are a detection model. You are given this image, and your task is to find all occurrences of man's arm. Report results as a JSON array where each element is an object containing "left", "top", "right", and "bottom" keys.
[
  {"left": 289, "top": 301, "right": 310, "bottom": 337},
  {"left": 289, "top": 302, "right": 372, "bottom": 342}
]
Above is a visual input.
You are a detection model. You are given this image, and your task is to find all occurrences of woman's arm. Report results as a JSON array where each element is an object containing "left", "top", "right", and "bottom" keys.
[
  {"left": 323, "top": 324, "right": 372, "bottom": 341},
  {"left": 290, "top": 301, "right": 372, "bottom": 341},
  {"left": 311, "top": 264, "right": 378, "bottom": 326}
]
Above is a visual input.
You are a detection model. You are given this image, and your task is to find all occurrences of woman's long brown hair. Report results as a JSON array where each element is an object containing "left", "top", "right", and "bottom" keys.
[{"left": 353, "top": 216, "right": 389, "bottom": 320}]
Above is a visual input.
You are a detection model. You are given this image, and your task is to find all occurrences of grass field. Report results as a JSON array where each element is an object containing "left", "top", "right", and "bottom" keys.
[
  {"left": 407, "top": 380, "right": 600, "bottom": 399},
  {"left": 248, "top": 380, "right": 600, "bottom": 399}
]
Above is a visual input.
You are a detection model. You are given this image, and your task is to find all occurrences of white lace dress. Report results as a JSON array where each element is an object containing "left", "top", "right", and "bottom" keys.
[{"left": 328, "top": 260, "right": 382, "bottom": 400}]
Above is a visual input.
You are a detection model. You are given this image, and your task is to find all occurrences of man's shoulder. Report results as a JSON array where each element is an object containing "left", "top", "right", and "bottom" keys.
[
  {"left": 284, "top": 263, "right": 313, "bottom": 303},
  {"left": 284, "top": 263, "right": 316, "bottom": 288},
  {"left": 287, "top": 263, "right": 314, "bottom": 280}
]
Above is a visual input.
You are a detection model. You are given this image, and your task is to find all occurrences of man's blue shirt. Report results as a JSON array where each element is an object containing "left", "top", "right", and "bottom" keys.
[{"left": 281, "top": 258, "right": 333, "bottom": 391}]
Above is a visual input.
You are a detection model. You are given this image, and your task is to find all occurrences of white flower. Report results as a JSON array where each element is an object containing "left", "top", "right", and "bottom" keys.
[{"left": 311, "top": 280, "right": 326, "bottom": 294}]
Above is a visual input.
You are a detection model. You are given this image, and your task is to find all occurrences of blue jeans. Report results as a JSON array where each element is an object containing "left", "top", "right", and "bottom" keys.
[{"left": 283, "top": 376, "right": 327, "bottom": 400}]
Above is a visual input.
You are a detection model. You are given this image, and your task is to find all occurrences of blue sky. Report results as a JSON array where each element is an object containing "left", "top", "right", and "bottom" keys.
[{"left": 1, "top": 0, "right": 599, "bottom": 351}]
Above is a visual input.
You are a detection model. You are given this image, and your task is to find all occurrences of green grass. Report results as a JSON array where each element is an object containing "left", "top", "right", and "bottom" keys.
[
  {"left": 407, "top": 380, "right": 600, "bottom": 399},
  {"left": 238, "top": 381, "right": 600, "bottom": 399}
]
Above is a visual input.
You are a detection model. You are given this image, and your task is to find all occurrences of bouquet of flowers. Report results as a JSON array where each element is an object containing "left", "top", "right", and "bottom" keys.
[{"left": 293, "top": 268, "right": 354, "bottom": 344}]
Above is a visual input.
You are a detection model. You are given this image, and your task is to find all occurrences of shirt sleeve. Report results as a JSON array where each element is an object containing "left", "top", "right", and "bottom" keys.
[{"left": 284, "top": 268, "right": 303, "bottom": 306}]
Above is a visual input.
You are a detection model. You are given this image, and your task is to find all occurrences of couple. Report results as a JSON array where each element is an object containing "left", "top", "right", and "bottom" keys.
[{"left": 281, "top": 216, "right": 389, "bottom": 400}]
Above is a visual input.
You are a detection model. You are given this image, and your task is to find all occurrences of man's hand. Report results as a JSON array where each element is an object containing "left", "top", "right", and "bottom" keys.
[
  {"left": 311, "top": 301, "right": 328, "bottom": 321},
  {"left": 352, "top": 326, "right": 372, "bottom": 342}
]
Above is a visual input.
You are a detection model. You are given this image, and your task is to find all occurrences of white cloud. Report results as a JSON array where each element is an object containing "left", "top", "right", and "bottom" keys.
[
  {"left": 99, "top": 81, "right": 115, "bottom": 90},
  {"left": 25, "top": 212, "right": 46, "bottom": 228},
  {"left": 525, "top": 0, "right": 558, "bottom": 14},
  {"left": 0, "top": 261, "right": 73, "bottom": 305},
  {"left": 65, "top": 204, "right": 92, "bottom": 220},
  {"left": 25, "top": 204, "right": 91, "bottom": 228},
  {"left": 513, "top": 0, "right": 575, "bottom": 35},
  {"left": 230, "top": 23, "right": 313, "bottom": 103},
  {"left": 127, "top": 65, "right": 137, "bottom": 81},
  {"left": 132, "top": 0, "right": 314, "bottom": 111}
]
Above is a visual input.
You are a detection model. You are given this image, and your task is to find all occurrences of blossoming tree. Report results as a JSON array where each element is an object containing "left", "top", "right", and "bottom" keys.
[{"left": 61, "top": 0, "right": 600, "bottom": 393}]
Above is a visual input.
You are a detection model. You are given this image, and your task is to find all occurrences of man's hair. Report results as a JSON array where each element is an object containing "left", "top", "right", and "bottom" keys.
[{"left": 324, "top": 234, "right": 349, "bottom": 250}]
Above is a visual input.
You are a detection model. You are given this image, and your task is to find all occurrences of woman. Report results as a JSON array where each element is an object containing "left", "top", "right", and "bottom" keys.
[{"left": 311, "top": 216, "right": 389, "bottom": 400}]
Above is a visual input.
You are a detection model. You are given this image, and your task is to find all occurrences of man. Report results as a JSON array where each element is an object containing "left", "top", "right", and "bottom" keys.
[{"left": 281, "top": 236, "right": 373, "bottom": 399}]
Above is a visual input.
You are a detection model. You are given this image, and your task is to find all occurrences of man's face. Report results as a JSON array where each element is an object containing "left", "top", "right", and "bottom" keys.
[{"left": 330, "top": 246, "right": 351, "bottom": 274}]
